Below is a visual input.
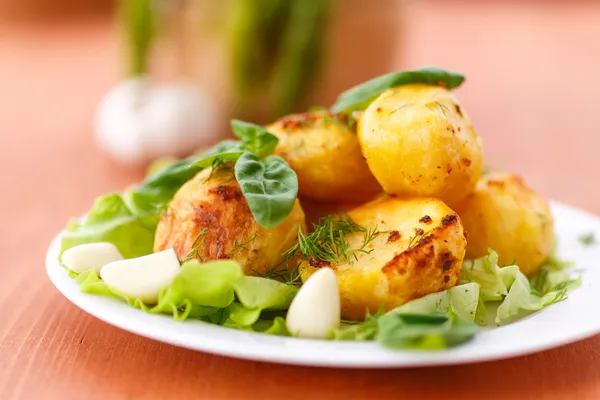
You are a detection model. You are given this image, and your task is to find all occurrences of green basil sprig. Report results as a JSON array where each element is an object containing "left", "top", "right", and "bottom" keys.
[
  {"left": 331, "top": 66, "right": 465, "bottom": 113},
  {"left": 235, "top": 152, "right": 298, "bottom": 228},
  {"left": 192, "top": 120, "right": 298, "bottom": 229},
  {"left": 231, "top": 119, "right": 279, "bottom": 158}
]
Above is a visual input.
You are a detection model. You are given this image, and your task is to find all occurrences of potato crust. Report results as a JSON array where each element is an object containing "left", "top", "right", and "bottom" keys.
[
  {"left": 357, "top": 84, "right": 483, "bottom": 208},
  {"left": 455, "top": 173, "right": 555, "bottom": 276},
  {"left": 268, "top": 111, "right": 382, "bottom": 203},
  {"left": 300, "top": 196, "right": 467, "bottom": 321},
  {"left": 154, "top": 166, "right": 306, "bottom": 275}
]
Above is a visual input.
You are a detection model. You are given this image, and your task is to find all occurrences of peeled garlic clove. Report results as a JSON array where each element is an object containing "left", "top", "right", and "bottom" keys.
[
  {"left": 286, "top": 268, "right": 341, "bottom": 339},
  {"left": 61, "top": 242, "right": 124, "bottom": 274},
  {"left": 100, "top": 249, "right": 180, "bottom": 303}
]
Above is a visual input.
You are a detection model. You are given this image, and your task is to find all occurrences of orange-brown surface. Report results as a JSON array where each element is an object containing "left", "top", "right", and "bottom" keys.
[{"left": 2, "top": 1, "right": 600, "bottom": 399}]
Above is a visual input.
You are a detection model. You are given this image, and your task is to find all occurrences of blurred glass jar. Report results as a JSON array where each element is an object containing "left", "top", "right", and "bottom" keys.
[{"left": 123, "top": 0, "right": 405, "bottom": 148}]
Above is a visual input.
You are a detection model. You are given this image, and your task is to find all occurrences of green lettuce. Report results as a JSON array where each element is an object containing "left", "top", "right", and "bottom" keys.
[
  {"left": 73, "top": 260, "right": 298, "bottom": 332},
  {"left": 391, "top": 282, "right": 480, "bottom": 323},
  {"left": 460, "top": 250, "right": 580, "bottom": 324},
  {"left": 60, "top": 194, "right": 155, "bottom": 259},
  {"left": 332, "top": 284, "right": 480, "bottom": 346}
]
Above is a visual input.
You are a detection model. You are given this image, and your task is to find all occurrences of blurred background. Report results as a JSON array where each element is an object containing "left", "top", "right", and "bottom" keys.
[{"left": 1, "top": 0, "right": 600, "bottom": 215}]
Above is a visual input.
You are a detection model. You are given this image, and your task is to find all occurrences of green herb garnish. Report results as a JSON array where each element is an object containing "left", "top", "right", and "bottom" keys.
[
  {"left": 234, "top": 152, "right": 298, "bottom": 228},
  {"left": 184, "top": 228, "right": 209, "bottom": 262},
  {"left": 579, "top": 232, "right": 596, "bottom": 246},
  {"left": 193, "top": 121, "right": 299, "bottom": 229},
  {"left": 283, "top": 213, "right": 379, "bottom": 265},
  {"left": 227, "top": 235, "right": 258, "bottom": 257},
  {"left": 254, "top": 263, "right": 303, "bottom": 287},
  {"left": 331, "top": 66, "right": 465, "bottom": 114},
  {"left": 406, "top": 229, "right": 432, "bottom": 250}
]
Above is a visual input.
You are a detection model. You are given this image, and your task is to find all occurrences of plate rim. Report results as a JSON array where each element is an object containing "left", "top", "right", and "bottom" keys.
[{"left": 46, "top": 200, "right": 600, "bottom": 368}]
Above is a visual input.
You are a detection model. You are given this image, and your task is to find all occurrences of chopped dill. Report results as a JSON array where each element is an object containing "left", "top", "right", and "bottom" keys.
[
  {"left": 389, "top": 103, "right": 410, "bottom": 115},
  {"left": 406, "top": 229, "right": 432, "bottom": 250},
  {"left": 227, "top": 235, "right": 257, "bottom": 257},
  {"left": 435, "top": 101, "right": 450, "bottom": 117},
  {"left": 184, "top": 228, "right": 209, "bottom": 262},
  {"left": 282, "top": 213, "right": 379, "bottom": 265},
  {"left": 253, "top": 262, "right": 303, "bottom": 287},
  {"left": 579, "top": 232, "right": 596, "bottom": 246}
]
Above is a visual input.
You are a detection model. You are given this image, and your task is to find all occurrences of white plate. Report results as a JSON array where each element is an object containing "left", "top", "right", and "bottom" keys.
[{"left": 46, "top": 201, "right": 600, "bottom": 368}]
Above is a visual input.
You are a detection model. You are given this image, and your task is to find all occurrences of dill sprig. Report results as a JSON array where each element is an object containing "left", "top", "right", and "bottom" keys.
[
  {"left": 184, "top": 228, "right": 209, "bottom": 262},
  {"left": 254, "top": 263, "right": 303, "bottom": 287},
  {"left": 406, "top": 229, "right": 432, "bottom": 250},
  {"left": 282, "top": 213, "right": 379, "bottom": 265},
  {"left": 227, "top": 235, "right": 257, "bottom": 257}
]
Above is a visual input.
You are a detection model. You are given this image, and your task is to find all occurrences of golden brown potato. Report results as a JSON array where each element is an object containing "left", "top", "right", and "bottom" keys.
[
  {"left": 267, "top": 111, "right": 382, "bottom": 203},
  {"left": 154, "top": 166, "right": 306, "bottom": 275},
  {"left": 299, "top": 196, "right": 467, "bottom": 321},
  {"left": 357, "top": 84, "right": 483, "bottom": 208},
  {"left": 455, "top": 173, "right": 554, "bottom": 276}
]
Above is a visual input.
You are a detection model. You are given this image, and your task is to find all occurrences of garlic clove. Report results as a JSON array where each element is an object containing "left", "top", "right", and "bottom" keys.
[
  {"left": 286, "top": 268, "right": 341, "bottom": 339},
  {"left": 61, "top": 242, "right": 124, "bottom": 274},
  {"left": 100, "top": 248, "right": 180, "bottom": 303}
]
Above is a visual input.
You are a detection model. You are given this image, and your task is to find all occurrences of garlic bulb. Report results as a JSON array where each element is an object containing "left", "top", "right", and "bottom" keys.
[{"left": 95, "top": 77, "right": 218, "bottom": 165}]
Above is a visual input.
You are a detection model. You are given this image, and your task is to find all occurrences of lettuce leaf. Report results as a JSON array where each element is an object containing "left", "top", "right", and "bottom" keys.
[
  {"left": 71, "top": 260, "right": 297, "bottom": 330},
  {"left": 390, "top": 283, "right": 480, "bottom": 323},
  {"left": 332, "top": 282, "right": 480, "bottom": 349},
  {"left": 60, "top": 194, "right": 155, "bottom": 259},
  {"left": 461, "top": 250, "right": 580, "bottom": 324},
  {"left": 496, "top": 269, "right": 581, "bottom": 323}
]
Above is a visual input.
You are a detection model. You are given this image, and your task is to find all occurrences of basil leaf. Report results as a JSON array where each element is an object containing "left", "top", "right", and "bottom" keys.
[
  {"left": 331, "top": 66, "right": 465, "bottom": 113},
  {"left": 192, "top": 140, "right": 245, "bottom": 169},
  {"left": 202, "top": 140, "right": 245, "bottom": 157},
  {"left": 231, "top": 120, "right": 279, "bottom": 158},
  {"left": 234, "top": 152, "right": 298, "bottom": 228}
]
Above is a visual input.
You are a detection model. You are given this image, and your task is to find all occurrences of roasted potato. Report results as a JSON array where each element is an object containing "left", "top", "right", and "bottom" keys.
[
  {"left": 300, "top": 196, "right": 467, "bottom": 321},
  {"left": 357, "top": 84, "right": 483, "bottom": 208},
  {"left": 154, "top": 166, "right": 306, "bottom": 275},
  {"left": 267, "top": 111, "right": 382, "bottom": 203},
  {"left": 454, "top": 173, "right": 554, "bottom": 276}
]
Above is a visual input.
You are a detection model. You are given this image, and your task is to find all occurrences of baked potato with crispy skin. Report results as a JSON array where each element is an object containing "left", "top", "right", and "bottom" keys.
[
  {"left": 300, "top": 196, "right": 467, "bottom": 321},
  {"left": 455, "top": 173, "right": 554, "bottom": 276},
  {"left": 357, "top": 84, "right": 483, "bottom": 208},
  {"left": 154, "top": 165, "right": 306, "bottom": 275},
  {"left": 267, "top": 111, "right": 382, "bottom": 203}
]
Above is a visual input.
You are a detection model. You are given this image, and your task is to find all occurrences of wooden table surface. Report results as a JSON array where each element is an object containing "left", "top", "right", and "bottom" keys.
[{"left": 2, "top": 2, "right": 600, "bottom": 399}]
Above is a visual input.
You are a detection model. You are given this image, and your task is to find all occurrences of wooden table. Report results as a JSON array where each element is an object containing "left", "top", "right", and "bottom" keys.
[{"left": 2, "top": 2, "right": 600, "bottom": 399}]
